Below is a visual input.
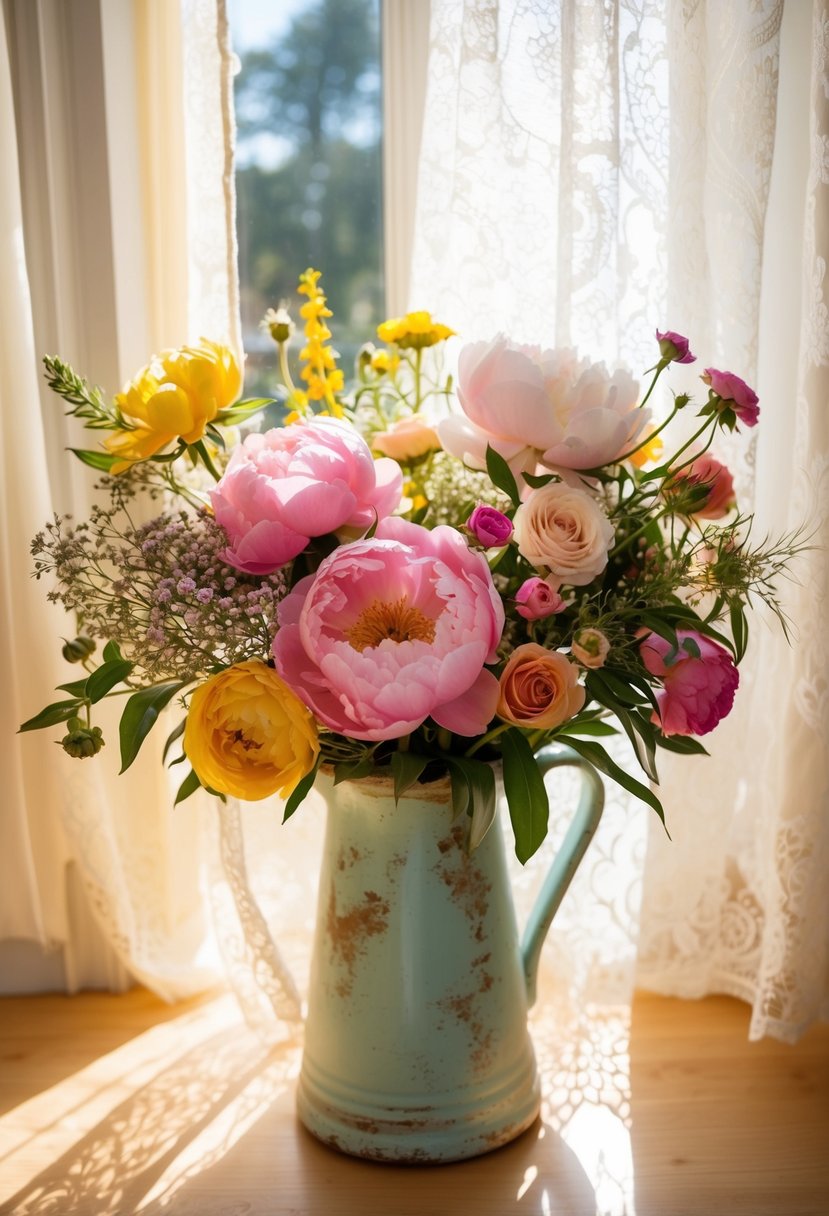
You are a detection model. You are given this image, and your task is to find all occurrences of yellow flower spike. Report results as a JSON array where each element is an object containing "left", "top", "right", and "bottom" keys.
[
  {"left": 296, "top": 268, "right": 344, "bottom": 415},
  {"left": 104, "top": 339, "right": 242, "bottom": 473},
  {"left": 629, "top": 427, "right": 665, "bottom": 468},
  {"left": 183, "top": 660, "right": 319, "bottom": 801},
  {"left": 376, "top": 311, "right": 455, "bottom": 350}
]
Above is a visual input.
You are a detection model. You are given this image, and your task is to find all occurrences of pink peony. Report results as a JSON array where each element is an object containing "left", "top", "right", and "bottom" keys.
[
  {"left": 702, "top": 368, "right": 760, "bottom": 428},
  {"left": 467, "top": 504, "right": 513, "bottom": 547},
  {"left": 438, "top": 336, "right": 644, "bottom": 476},
  {"left": 272, "top": 518, "right": 504, "bottom": 741},
  {"left": 514, "top": 577, "right": 567, "bottom": 620},
  {"left": 640, "top": 629, "right": 739, "bottom": 736},
  {"left": 656, "top": 329, "right": 695, "bottom": 364},
  {"left": 211, "top": 417, "right": 403, "bottom": 574},
  {"left": 666, "top": 452, "right": 736, "bottom": 520}
]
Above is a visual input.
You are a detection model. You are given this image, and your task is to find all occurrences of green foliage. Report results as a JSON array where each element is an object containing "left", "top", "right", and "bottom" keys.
[
  {"left": 119, "top": 681, "right": 188, "bottom": 773},
  {"left": 500, "top": 728, "right": 550, "bottom": 864}
]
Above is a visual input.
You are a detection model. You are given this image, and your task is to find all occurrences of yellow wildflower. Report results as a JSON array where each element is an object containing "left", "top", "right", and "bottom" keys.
[
  {"left": 370, "top": 348, "right": 401, "bottom": 376},
  {"left": 183, "top": 660, "right": 319, "bottom": 801},
  {"left": 105, "top": 339, "right": 241, "bottom": 473},
  {"left": 376, "top": 311, "right": 455, "bottom": 350},
  {"left": 297, "top": 268, "right": 344, "bottom": 416}
]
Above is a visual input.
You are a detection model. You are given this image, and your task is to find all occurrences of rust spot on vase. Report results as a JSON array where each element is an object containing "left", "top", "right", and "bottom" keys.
[
  {"left": 326, "top": 886, "right": 390, "bottom": 997},
  {"left": 437, "top": 989, "right": 496, "bottom": 1076},
  {"left": 336, "top": 844, "right": 364, "bottom": 872},
  {"left": 435, "top": 825, "right": 491, "bottom": 929}
]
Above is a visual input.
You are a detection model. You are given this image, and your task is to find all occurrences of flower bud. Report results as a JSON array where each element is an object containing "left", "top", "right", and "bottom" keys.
[
  {"left": 466, "top": 504, "right": 513, "bottom": 548},
  {"left": 60, "top": 725, "right": 105, "bottom": 758},
  {"left": 261, "top": 306, "right": 295, "bottom": 345},
  {"left": 571, "top": 628, "right": 611, "bottom": 669},
  {"left": 514, "top": 577, "right": 566, "bottom": 621},
  {"left": 62, "top": 636, "right": 96, "bottom": 663},
  {"left": 656, "top": 329, "right": 695, "bottom": 365}
]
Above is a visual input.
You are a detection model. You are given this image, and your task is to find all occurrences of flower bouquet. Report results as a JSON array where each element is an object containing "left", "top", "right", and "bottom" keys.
[{"left": 23, "top": 269, "right": 800, "bottom": 864}]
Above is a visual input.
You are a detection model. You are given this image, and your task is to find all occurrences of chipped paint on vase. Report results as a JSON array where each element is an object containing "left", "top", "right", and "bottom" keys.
[{"left": 298, "top": 744, "right": 604, "bottom": 1163}]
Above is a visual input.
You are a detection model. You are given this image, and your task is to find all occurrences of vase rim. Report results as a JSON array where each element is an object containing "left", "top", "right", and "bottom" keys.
[{"left": 317, "top": 762, "right": 453, "bottom": 802}]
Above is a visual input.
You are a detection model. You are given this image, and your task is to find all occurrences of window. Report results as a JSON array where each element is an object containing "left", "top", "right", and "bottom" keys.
[{"left": 230, "top": 0, "right": 384, "bottom": 398}]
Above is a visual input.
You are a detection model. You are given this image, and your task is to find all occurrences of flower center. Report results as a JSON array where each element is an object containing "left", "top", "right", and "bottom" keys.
[
  {"left": 226, "top": 727, "right": 263, "bottom": 753},
  {"left": 346, "top": 596, "right": 436, "bottom": 652}
]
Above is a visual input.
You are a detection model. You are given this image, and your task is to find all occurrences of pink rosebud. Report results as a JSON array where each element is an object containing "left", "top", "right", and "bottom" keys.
[
  {"left": 640, "top": 629, "right": 739, "bottom": 736},
  {"left": 702, "top": 368, "right": 760, "bottom": 427},
  {"left": 666, "top": 452, "right": 736, "bottom": 520},
  {"left": 656, "top": 329, "right": 695, "bottom": 364},
  {"left": 514, "top": 577, "right": 567, "bottom": 620},
  {"left": 467, "top": 504, "right": 513, "bottom": 547}
]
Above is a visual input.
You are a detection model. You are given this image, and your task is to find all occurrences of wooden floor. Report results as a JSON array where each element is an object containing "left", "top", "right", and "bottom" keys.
[{"left": 0, "top": 987, "right": 827, "bottom": 1215}]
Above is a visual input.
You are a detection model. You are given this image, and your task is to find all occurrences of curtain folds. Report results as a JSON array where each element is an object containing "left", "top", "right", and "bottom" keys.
[
  {"left": 0, "top": 0, "right": 238, "bottom": 996},
  {"left": 410, "top": 0, "right": 828, "bottom": 1042}
]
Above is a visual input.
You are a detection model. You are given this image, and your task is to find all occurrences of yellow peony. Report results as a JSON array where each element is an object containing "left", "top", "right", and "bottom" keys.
[
  {"left": 183, "top": 660, "right": 319, "bottom": 801},
  {"left": 376, "top": 311, "right": 455, "bottom": 350},
  {"left": 105, "top": 339, "right": 242, "bottom": 472}
]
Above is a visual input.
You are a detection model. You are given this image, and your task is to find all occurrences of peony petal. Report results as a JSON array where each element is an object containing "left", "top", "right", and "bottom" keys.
[
  {"left": 431, "top": 668, "right": 500, "bottom": 736},
  {"left": 223, "top": 519, "right": 308, "bottom": 574}
]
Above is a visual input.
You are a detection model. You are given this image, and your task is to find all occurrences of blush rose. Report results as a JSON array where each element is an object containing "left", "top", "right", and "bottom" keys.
[{"left": 513, "top": 482, "right": 615, "bottom": 586}]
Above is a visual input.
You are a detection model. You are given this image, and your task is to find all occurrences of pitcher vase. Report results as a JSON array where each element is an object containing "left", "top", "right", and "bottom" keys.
[{"left": 298, "top": 743, "right": 604, "bottom": 1164}]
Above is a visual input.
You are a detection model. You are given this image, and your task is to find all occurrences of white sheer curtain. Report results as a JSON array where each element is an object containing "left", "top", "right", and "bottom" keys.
[
  {"left": 0, "top": 0, "right": 238, "bottom": 996},
  {"left": 410, "top": 0, "right": 828, "bottom": 1043}
]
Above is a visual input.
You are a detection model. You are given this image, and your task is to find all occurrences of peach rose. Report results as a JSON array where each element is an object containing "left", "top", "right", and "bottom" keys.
[
  {"left": 496, "top": 643, "right": 585, "bottom": 730},
  {"left": 513, "top": 482, "right": 614, "bottom": 586},
  {"left": 372, "top": 415, "right": 441, "bottom": 462}
]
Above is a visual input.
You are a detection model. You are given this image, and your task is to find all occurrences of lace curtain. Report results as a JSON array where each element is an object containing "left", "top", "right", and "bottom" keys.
[{"left": 409, "top": 0, "right": 828, "bottom": 1042}]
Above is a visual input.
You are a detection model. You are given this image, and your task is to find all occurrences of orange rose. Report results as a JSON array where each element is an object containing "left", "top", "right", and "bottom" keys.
[{"left": 496, "top": 643, "right": 585, "bottom": 730}]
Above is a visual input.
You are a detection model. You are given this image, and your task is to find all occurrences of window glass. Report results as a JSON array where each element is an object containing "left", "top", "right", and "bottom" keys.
[{"left": 230, "top": 0, "right": 384, "bottom": 399}]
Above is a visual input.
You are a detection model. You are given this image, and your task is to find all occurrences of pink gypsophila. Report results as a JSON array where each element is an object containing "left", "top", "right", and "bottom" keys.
[{"left": 272, "top": 517, "right": 504, "bottom": 741}]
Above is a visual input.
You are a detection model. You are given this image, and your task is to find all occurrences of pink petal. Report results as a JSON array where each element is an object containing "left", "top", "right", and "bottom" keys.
[{"left": 431, "top": 668, "right": 500, "bottom": 736}]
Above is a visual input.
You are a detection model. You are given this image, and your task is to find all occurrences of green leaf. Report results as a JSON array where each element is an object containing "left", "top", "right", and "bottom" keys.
[
  {"left": 730, "top": 602, "right": 749, "bottom": 663},
  {"left": 19, "top": 699, "right": 83, "bottom": 732},
  {"left": 85, "top": 658, "right": 134, "bottom": 704},
  {"left": 448, "top": 762, "right": 471, "bottom": 819},
  {"left": 445, "top": 757, "right": 496, "bottom": 851},
  {"left": 613, "top": 706, "right": 660, "bottom": 784},
  {"left": 560, "top": 720, "right": 619, "bottom": 738},
  {"left": 69, "top": 448, "right": 119, "bottom": 472},
  {"left": 500, "top": 728, "right": 550, "bottom": 863},
  {"left": 215, "top": 397, "right": 277, "bottom": 425},
  {"left": 174, "top": 768, "right": 202, "bottom": 806},
  {"left": 655, "top": 733, "right": 709, "bottom": 756},
  {"left": 521, "top": 471, "right": 556, "bottom": 489},
  {"left": 564, "top": 737, "right": 668, "bottom": 829},
  {"left": 282, "top": 756, "right": 322, "bottom": 822},
  {"left": 103, "top": 640, "right": 124, "bottom": 663},
  {"left": 333, "top": 757, "right": 374, "bottom": 784},
  {"left": 57, "top": 677, "right": 90, "bottom": 697},
  {"left": 162, "top": 720, "right": 186, "bottom": 764},
  {"left": 119, "top": 681, "right": 186, "bottom": 773},
  {"left": 390, "top": 751, "right": 428, "bottom": 801},
  {"left": 588, "top": 669, "right": 649, "bottom": 708},
  {"left": 485, "top": 444, "right": 521, "bottom": 508}
]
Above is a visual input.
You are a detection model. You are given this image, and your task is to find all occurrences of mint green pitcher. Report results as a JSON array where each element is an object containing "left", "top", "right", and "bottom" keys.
[{"left": 297, "top": 743, "right": 604, "bottom": 1163}]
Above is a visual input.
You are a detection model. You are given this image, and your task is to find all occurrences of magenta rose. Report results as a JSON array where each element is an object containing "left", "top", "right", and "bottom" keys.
[
  {"left": 467, "top": 504, "right": 513, "bottom": 547},
  {"left": 514, "top": 577, "right": 566, "bottom": 621},
  {"left": 702, "top": 368, "right": 760, "bottom": 428},
  {"left": 656, "top": 329, "right": 695, "bottom": 364},
  {"left": 640, "top": 629, "right": 739, "bottom": 736},
  {"left": 211, "top": 418, "right": 403, "bottom": 574},
  {"left": 272, "top": 517, "right": 504, "bottom": 741}
]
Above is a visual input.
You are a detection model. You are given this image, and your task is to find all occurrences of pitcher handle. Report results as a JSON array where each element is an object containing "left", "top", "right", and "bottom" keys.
[{"left": 520, "top": 742, "right": 605, "bottom": 1007}]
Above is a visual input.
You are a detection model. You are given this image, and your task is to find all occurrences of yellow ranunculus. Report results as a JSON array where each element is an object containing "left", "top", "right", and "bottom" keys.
[
  {"left": 376, "top": 311, "right": 455, "bottom": 350},
  {"left": 183, "top": 660, "right": 319, "bottom": 801},
  {"left": 105, "top": 339, "right": 242, "bottom": 472}
]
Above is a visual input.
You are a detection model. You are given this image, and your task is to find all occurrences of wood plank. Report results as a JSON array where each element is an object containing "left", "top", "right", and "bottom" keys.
[{"left": 0, "top": 988, "right": 826, "bottom": 1215}]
